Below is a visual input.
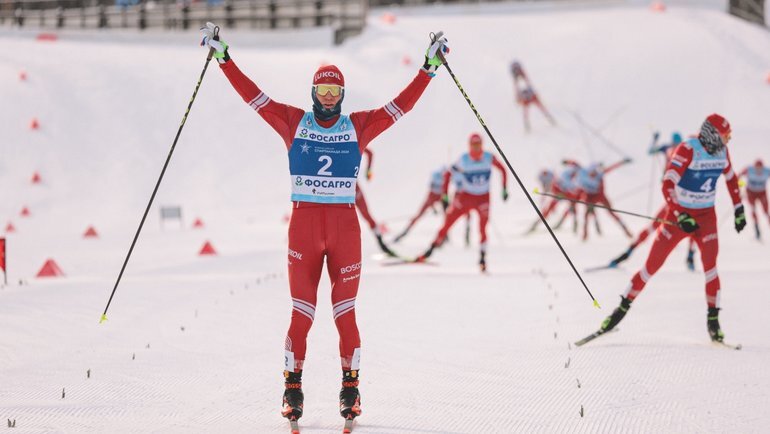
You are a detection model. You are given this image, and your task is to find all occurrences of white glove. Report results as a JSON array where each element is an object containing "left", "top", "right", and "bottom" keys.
[
  {"left": 200, "top": 22, "right": 229, "bottom": 63},
  {"left": 422, "top": 31, "right": 449, "bottom": 74}
]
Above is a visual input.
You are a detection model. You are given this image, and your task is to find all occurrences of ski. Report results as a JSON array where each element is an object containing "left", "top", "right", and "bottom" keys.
[
  {"left": 342, "top": 418, "right": 355, "bottom": 433},
  {"left": 289, "top": 419, "right": 300, "bottom": 434},
  {"left": 713, "top": 341, "right": 742, "bottom": 350},
  {"left": 574, "top": 328, "right": 618, "bottom": 346}
]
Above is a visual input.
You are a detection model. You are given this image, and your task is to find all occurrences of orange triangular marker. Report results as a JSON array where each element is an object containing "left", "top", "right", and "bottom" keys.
[
  {"left": 20, "top": 207, "right": 30, "bottom": 217},
  {"left": 31, "top": 172, "right": 42, "bottom": 184},
  {"left": 29, "top": 118, "right": 40, "bottom": 130},
  {"left": 5, "top": 222, "right": 15, "bottom": 233},
  {"left": 199, "top": 241, "right": 217, "bottom": 256},
  {"left": 37, "top": 258, "right": 64, "bottom": 277},
  {"left": 192, "top": 218, "right": 204, "bottom": 229},
  {"left": 83, "top": 226, "right": 99, "bottom": 238}
]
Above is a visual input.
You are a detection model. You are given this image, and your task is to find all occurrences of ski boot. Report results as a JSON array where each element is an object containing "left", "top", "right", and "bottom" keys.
[
  {"left": 600, "top": 296, "right": 632, "bottom": 332},
  {"left": 755, "top": 223, "right": 761, "bottom": 241},
  {"left": 415, "top": 242, "right": 437, "bottom": 263},
  {"left": 479, "top": 250, "right": 487, "bottom": 273},
  {"left": 339, "top": 370, "right": 362, "bottom": 420},
  {"left": 686, "top": 249, "right": 695, "bottom": 271},
  {"left": 281, "top": 371, "right": 304, "bottom": 422},
  {"left": 609, "top": 246, "right": 634, "bottom": 268},
  {"left": 707, "top": 307, "right": 724, "bottom": 342}
]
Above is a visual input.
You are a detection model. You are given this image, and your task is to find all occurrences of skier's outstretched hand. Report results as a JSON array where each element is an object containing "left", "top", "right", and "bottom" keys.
[
  {"left": 502, "top": 188, "right": 509, "bottom": 202},
  {"left": 677, "top": 212, "right": 699, "bottom": 233},
  {"left": 734, "top": 205, "right": 747, "bottom": 233},
  {"left": 200, "top": 22, "right": 230, "bottom": 63},
  {"left": 422, "top": 31, "right": 449, "bottom": 75}
]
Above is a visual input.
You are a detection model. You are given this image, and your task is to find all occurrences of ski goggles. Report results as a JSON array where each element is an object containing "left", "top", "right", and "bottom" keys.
[{"left": 314, "top": 84, "right": 343, "bottom": 97}]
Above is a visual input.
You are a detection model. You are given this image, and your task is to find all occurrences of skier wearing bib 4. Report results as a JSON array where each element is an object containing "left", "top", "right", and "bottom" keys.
[
  {"left": 598, "top": 114, "right": 746, "bottom": 343},
  {"left": 417, "top": 133, "right": 508, "bottom": 271},
  {"left": 200, "top": 23, "right": 449, "bottom": 426},
  {"left": 739, "top": 159, "right": 770, "bottom": 240}
]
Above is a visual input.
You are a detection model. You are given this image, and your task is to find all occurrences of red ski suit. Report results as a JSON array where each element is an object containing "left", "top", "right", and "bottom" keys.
[
  {"left": 624, "top": 143, "right": 741, "bottom": 308},
  {"left": 220, "top": 60, "right": 433, "bottom": 372},
  {"left": 432, "top": 155, "right": 507, "bottom": 249}
]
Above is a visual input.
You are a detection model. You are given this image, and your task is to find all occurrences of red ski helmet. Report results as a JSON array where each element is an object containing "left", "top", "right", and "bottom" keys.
[
  {"left": 313, "top": 64, "right": 345, "bottom": 87},
  {"left": 705, "top": 113, "right": 730, "bottom": 136},
  {"left": 756, "top": 159, "right": 764, "bottom": 168}
]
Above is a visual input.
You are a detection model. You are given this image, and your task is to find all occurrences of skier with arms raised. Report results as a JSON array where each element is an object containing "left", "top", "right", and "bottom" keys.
[{"left": 200, "top": 23, "right": 449, "bottom": 431}]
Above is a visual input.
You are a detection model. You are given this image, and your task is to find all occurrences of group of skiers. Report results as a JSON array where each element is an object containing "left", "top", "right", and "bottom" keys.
[
  {"left": 528, "top": 157, "right": 634, "bottom": 240},
  {"left": 198, "top": 23, "right": 769, "bottom": 431}
]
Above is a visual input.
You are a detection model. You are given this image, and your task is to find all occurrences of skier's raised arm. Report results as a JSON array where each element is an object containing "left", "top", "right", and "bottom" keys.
[
  {"left": 350, "top": 71, "right": 435, "bottom": 151},
  {"left": 201, "top": 25, "right": 306, "bottom": 150}
]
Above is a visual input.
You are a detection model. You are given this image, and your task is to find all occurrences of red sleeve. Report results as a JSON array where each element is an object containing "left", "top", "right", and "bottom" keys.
[
  {"left": 441, "top": 170, "right": 451, "bottom": 195},
  {"left": 350, "top": 70, "right": 433, "bottom": 151},
  {"left": 492, "top": 156, "right": 508, "bottom": 189},
  {"left": 363, "top": 149, "right": 373, "bottom": 172},
  {"left": 220, "top": 60, "right": 305, "bottom": 150},
  {"left": 722, "top": 149, "right": 742, "bottom": 207},
  {"left": 661, "top": 143, "right": 693, "bottom": 214}
]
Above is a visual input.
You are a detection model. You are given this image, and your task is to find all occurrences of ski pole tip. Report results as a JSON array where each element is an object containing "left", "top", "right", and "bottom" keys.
[
  {"left": 99, "top": 314, "right": 108, "bottom": 324},
  {"left": 593, "top": 300, "right": 601, "bottom": 309}
]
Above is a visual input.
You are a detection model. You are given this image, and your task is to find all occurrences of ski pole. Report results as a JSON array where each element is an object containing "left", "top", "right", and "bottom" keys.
[
  {"left": 435, "top": 44, "right": 600, "bottom": 308},
  {"left": 533, "top": 189, "right": 676, "bottom": 225},
  {"left": 99, "top": 32, "right": 219, "bottom": 323}
]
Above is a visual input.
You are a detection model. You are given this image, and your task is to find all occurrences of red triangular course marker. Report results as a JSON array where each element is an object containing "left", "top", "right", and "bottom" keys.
[
  {"left": 199, "top": 241, "right": 217, "bottom": 256},
  {"left": 19, "top": 71, "right": 27, "bottom": 81},
  {"left": 31, "top": 172, "right": 42, "bottom": 184},
  {"left": 192, "top": 218, "right": 204, "bottom": 229},
  {"left": 29, "top": 118, "right": 40, "bottom": 130},
  {"left": 20, "top": 207, "right": 31, "bottom": 217},
  {"left": 5, "top": 222, "right": 15, "bottom": 233},
  {"left": 37, "top": 259, "right": 64, "bottom": 277},
  {"left": 83, "top": 226, "right": 99, "bottom": 238}
]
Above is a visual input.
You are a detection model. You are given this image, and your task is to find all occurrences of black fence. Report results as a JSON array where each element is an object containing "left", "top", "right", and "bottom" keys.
[
  {"left": 0, "top": 0, "right": 368, "bottom": 44},
  {"left": 728, "top": 0, "right": 766, "bottom": 26}
]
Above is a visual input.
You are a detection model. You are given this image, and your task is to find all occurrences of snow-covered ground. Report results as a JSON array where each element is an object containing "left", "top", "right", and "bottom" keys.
[{"left": 2, "top": 2, "right": 770, "bottom": 433}]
